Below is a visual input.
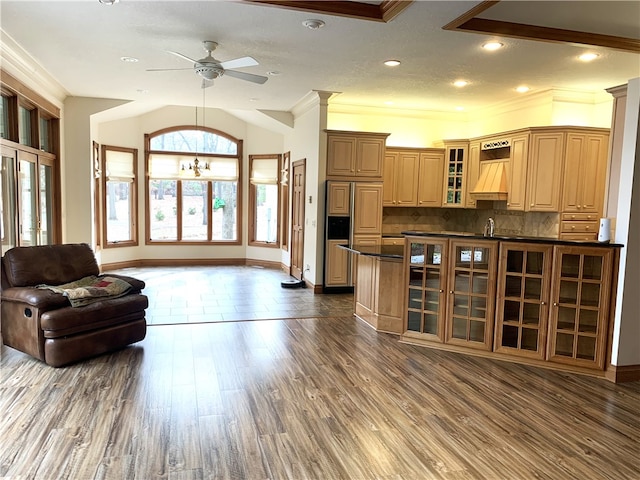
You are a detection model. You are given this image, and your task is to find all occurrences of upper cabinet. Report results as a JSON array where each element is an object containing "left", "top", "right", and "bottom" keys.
[
  {"left": 441, "top": 141, "right": 469, "bottom": 208},
  {"left": 526, "top": 130, "right": 565, "bottom": 212},
  {"left": 383, "top": 149, "right": 420, "bottom": 206},
  {"left": 417, "top": 150, "right": 445, "bottom": 207},
  {"left": 326, "top": 130, "right": 389, "bottom": 179}
]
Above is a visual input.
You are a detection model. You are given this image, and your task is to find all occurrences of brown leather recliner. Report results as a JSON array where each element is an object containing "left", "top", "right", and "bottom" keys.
[{"left": 1, "top": 243, "right": 148, "bottom": 367}]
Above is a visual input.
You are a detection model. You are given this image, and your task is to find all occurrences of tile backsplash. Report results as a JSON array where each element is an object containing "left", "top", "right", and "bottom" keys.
[{"left": 382, "top": 205, "right": 560, "bottom": 238}]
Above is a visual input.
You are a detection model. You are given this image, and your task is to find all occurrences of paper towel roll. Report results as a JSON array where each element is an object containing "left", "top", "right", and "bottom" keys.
[{"left": 598, "top": 218, "right": 611, "bottom": 242}]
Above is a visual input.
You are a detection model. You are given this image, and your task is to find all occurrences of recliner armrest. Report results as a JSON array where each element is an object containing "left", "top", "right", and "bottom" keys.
[
  {"left": 1, "top": 287, "right": 69, "bottom": 309},
  {"left": 103, "top": 274, "right": 146, "bottom": 293}
]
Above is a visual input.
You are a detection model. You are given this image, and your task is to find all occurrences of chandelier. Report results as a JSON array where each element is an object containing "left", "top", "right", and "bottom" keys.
[{"left": 181, "top": 88, "right": 211, "bottom": 178}]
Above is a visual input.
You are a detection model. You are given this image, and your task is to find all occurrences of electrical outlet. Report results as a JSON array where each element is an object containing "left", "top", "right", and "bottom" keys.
[{"left": 305, "top": 264, "right": 310, "bottom": 272}]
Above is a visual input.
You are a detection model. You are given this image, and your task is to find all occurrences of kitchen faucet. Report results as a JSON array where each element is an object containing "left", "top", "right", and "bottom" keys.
[{"left": 484, "top": 217, "right": 495, "bottom": 237}]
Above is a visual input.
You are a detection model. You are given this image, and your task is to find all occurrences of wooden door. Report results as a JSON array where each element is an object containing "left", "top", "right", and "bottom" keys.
[
  {"left": 417, "top": 151, "right": 444, "bottom": 207},
  {"left": 290, "top": 160, "right": 305, "bottom": 280}
]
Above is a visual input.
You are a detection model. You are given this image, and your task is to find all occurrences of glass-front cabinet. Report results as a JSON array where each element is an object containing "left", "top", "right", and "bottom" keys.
[
  {"left": 547, "top": 246, "right": 613, "bottom": 370},
  {"left": 494, "top": 243, "right": 553, "bottom": 359},
  {"left": 405, "top": 238, "right": 448, "bottom": 342},
  {"left": 446, "top": 240, "right": 497, "bottom": 350},
  {"left": 442, "top": 142, "right": 468, "bottom": 207}
]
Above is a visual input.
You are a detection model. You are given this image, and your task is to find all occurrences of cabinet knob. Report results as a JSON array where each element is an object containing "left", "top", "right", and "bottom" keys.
[
  {"left": 578, "top": 205, "right": 582, "bottom": 209},
  {"left": 541, "top": 301, "right": 546, "bottom": 305},
  {"left": 571, "top": 226, "right": 576, "bottom": 230},
  {"left": 449, "top": 290, "right": 454, "bottom": 294},
  {"left": 507, "top": 202, "right": 510, "bottom": 206},
  {"left": 586, "top": 226, "right": 590, "bottom": 230},
  {"left": 530, "top": 203, "right": 534, "bottom": 207},
  {"left": 439, "top": 289, "right": 444, "bottom": 293},
  {"left": 553, "top": 302, "right": 558, "bottom": 306}
]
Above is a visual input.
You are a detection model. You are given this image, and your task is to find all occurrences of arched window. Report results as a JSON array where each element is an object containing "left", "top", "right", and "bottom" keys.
[{"left": 145, "top": 126, "right": 242, "bottom": 244}]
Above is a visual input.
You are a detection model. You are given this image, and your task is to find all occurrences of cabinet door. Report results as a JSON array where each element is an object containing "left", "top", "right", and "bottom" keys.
[
  {"left": 353, "top": 183, "right": 383, "bottom": 235},
  {"left": 526, "top": 132, "right": 564, "bottom": 212},
  {"left": 446, "top": 239, "right": 497, "bottom": 351},
  {"left": 494, "top": 242, "right": 552, "bottom": 359},
  {"left": 327, "top": 135, "right": 356, "bottom": 176},
  {"left": 405, "top": 237, "right": 448, "bottom": 342},
  {"left": 417, "top": 151, "right": 444, "bottom": 207},
  {"left": 355, "top": 137, "right": 385, "bottom": 177},
  {"left": 395, "top": 152, "right": 419, "bottom": 206},
  {"left": 508, "top": 134, "right": 529, "bottom": 211},
  {"left": 562, "top": 133, "right": 609, "bottom": 214},
  {"left": 547, "top": 246, "right": 612, "bottom": 370},
  {"left": 327, "top": 181, "right": 351, "bottom": 215},
  {"left": 325, "top": 239, "right": 350, "bottom": 286},
  {"left": 442, "top": 143, "right": 468, "bottom": 207},
  {"left": 465, "top": 141, "right": 480, "bottom": 208},
  {"left": 382, "top": 152, "right": 397, "bottom": 206}
]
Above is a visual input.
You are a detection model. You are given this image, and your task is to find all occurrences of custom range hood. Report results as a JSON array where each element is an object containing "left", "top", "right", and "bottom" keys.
[
  {"left": 469, "top": 161, "right": 508, "bottom": 201},
  {"left": 469, "top": 139, "right": 510, "bottom": 201}
]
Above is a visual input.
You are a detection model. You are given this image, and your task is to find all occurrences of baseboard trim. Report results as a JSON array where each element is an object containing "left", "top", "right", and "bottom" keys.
[
  {"left": 605, "top": 364, "right": 640, "bottom": 383},
  {"left": 101, "top": 258, "right": 280, "bottom": 271}
]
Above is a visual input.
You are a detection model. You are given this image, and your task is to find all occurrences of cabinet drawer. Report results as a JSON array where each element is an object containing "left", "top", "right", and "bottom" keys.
[
  {"left": 561, "top": 221, "right": 599, "bottom": 233},
  {"left": 560, "top": 233, "right": 598, "bottom": 241},
  {"left": 382, "top": 237, "right": 404, "bottom": 246},
  {"left": 561, "top": 212, "right": 599, "bottom": 222}
]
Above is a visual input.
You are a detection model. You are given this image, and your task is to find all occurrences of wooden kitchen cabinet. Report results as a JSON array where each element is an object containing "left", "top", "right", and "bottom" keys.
[
  {"left": 325, "top": 239, "right": 350, "bottom": 286},
  {"left": 383, "top": 148, "right": 420, "bottom": 206},
  {"left": 494, "top": 242, "right": 553, "bottom": 359},
  {"left": 353, "top": 183, "right": 383, "bottom": 235},
  {"left": 445, "top": 239, "right": 498, "bottom": 351},
  {"left": 547, "top": 246, "right": 613, "bottom": 370},
  {"left": 526, "top": 130, "right": 565, "bottom": 212},
  {"left": 326, "top": 130, "right": 389, "bottom": 179},
  {"left": 404, "top": 237, "right": 449, "bottom": 342},
  {"left": 507, "top": 133, "right": 529, "bottom": 211},
  {"left": 442, "top": 142, "right": 468, "bottom": 207},
  {"left": 326, "top": 181, "right": 351, "bottom": 215},
  {"left": 417, "top": 150, "right": 445, "bottom": 207},
  {"left": 465, "top": 141, "right": 481, "bottom": 208}
]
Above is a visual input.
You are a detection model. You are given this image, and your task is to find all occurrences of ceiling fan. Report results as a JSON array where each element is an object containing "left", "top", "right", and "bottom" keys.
[{"left": 147, "top": 40, "right": 268, "bottom": 88}]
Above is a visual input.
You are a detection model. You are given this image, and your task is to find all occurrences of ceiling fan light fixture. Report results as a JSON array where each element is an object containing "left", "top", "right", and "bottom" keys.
[
  {"left": 578, "top": 52, "right": 599, "bottom": 62},
  {"left": 384, "top": 60, "right": 401, "bottom": 67},
  {"left": 453, "top": 80, "right": 469, "bottom": 88},
  {"left": 303, "top": 19, "right": 325, "bottom": 30}
]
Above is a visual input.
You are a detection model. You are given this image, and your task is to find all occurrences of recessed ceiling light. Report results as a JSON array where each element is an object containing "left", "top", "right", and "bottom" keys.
[
  {"left": 302, "top": 19, "right": 325, "bottom": 30},
  {"left": 136, "top": 89, "right": 149, "bottom": 95},
  {"left": 98, "top": 0, "right": 119, "bottom": 4},
  {"left": 482, "top": 42, "right": 504, "bottom": 51},
  {"left": 453, "top": 80, "right": 468, "bottom": 88},
  {"left": 267, "top": 71, "right": 281, "bottom": 76},
  {"left": 516, "top": 85, "right": 530, "bottom": 93},
  {"left": 384, "top": 60, "right": 401, "bottom": 67},
  {"left": 121, "top": 56, "right": 139, "bottom": 63},
  {"left": 578, "top": 52, "right": 600, "bottom": 62}
]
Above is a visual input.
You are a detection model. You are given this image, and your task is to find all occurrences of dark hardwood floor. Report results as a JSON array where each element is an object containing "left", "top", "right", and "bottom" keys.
[{"left": 1, "top": 267, "right": 639, "bottom": 479}]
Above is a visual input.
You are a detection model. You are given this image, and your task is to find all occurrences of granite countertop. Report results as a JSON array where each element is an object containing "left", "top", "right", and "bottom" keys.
[
  {"left": 401, "top": 230, "right": 624, "bottom": 248},
  {"left": 338, "top": 244, "right": 404, "bottom": 259}
]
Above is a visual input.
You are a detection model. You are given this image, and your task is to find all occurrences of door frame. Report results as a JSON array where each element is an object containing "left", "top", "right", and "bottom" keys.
[{"left": 290, "top": 159, "right": 306, "bottom": 281}]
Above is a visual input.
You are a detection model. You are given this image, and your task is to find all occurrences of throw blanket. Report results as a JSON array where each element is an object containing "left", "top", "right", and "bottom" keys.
[{"left": 38, "top": 275, "right": 132, "bottom": 307}]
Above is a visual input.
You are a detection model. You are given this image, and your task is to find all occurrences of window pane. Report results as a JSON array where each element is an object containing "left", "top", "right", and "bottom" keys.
[
  {"left": 18, "top": 106, "right": 34, "bottom": 147},
  {"left": 40, "top": 117, "right": 51, "bottom": 152},
  {"left": 1, "top": 155, "right": 16, "bottom": 253},
  {"left": 19, "top": 159, "right": 37, "bottom": 246},
  {"left": 212, "top": 181, "right": 237, "bottom": 241},
  {"left": 255, "top": 184, "right": 278, "bottom": 243},
  {"left": 150, "top": 130, "right": 237, "bottom": 155},
  {"left": 0, "top": 96, "right": 8, "bottom": 140},
  {"left": 106, "top": 181, "right": 131, "bottom": 242},
  {"left": 182, "top": 180, "right": 207, "bottom": 240},
  {"left": 149, "top": 180, "right": 177, "bottom": 240},
  {"left": 39, "top": 163, "right": 53, "bottom": 245}
]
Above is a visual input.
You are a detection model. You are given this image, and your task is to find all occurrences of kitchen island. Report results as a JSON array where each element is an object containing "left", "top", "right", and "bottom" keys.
[
  {"left": 342, "top": 231, "right": 624, "bottom": 378},
  {"left": 339, "top": 243, "right": 405, "bottom": 334}
]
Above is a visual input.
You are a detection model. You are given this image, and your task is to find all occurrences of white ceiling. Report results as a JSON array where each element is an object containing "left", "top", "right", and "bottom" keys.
[{"left": 1, "top": 1, "right": 639, "bottom": 118}]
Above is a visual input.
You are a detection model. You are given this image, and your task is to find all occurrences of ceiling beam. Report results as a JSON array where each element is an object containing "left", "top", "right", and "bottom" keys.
[{"left": 242, "top": 0, "right": 413, "bottom": 22}]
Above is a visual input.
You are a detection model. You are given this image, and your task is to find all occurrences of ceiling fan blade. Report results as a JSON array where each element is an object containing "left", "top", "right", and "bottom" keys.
[
  {"left": 146, "top": 68, "right": 194, "bottom": 72},
  {"left": 224, "top": 69, "right": 268, "bottom": 84},
  {"left": 219, "top": 56, "right": 259, "bottom": 70},
  {"left": 167, "top": 50, "right": 198, "bottom": 64}
]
